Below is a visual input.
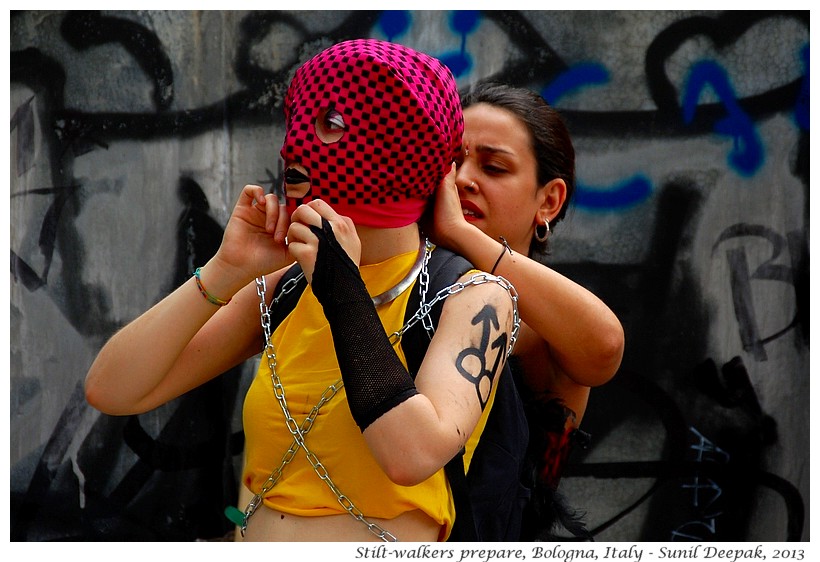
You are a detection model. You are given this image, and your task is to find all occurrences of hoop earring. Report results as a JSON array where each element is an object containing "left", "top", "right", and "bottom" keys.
[{"left": 535, "top": 219, "right": 550, "bottom": 243}]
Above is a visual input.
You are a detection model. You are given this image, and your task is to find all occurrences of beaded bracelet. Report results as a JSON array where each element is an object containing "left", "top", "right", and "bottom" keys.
[
  {"left": 193, "top": 267, "right": 231, "bottom": 307},
  {"left": 491, "top": 236, "right": 513, "bottom": 275}
]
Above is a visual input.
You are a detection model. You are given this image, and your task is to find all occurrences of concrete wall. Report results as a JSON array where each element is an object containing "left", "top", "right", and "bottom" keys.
[{"left": 10, "top": 10, "right": 809, "bottom": 541}]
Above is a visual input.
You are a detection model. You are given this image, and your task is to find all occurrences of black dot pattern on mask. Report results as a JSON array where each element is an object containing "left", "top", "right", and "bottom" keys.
[{"left": 281, "top": 40, "right": 463, "bottom": 214}]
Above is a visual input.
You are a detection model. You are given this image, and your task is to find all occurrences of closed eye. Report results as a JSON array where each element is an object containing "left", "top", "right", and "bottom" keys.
[{"left": 483, "top": 164, "right": 506, "bottom": 174}]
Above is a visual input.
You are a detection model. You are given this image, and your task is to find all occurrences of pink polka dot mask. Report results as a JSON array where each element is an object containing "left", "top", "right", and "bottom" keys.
[{"left": 281, "top": 39, "right": 463, "bottom": 228}]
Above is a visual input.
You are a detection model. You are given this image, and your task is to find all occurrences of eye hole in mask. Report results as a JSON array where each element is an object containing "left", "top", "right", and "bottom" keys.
[{"left": 315, "top": 107, "right": 346, "bottom": 144}]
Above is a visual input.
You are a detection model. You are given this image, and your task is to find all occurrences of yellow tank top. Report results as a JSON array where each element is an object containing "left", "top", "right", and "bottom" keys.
[{"left": 242, "top": 248, "right": 495, "bottom": 540}]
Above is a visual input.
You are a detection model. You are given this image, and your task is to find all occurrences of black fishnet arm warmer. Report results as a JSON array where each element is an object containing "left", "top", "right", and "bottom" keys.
[{"left": 309, "top": 219, "right": 419, "bottom": 431}]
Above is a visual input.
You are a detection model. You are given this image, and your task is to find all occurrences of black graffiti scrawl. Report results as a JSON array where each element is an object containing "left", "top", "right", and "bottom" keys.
[{"left": 10, "top": 10, "right": 808, "bottom": 541}]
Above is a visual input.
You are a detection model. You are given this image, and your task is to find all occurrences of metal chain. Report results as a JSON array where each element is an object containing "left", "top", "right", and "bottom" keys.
[
  {"left": 419, "top": 239, "right": 434, "bottom": 335},
  {"left": 243, "top": 272, "right": 398, "bottom": 542},
  {"left": 390, "top": 271, "right": 520, "bottom": 357},
  {"left": 240, "top": 244, "right": 520, "bottom": 541}
]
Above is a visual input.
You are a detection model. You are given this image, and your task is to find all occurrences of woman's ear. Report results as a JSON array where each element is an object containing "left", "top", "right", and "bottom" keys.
[{"left": 540, "top": 178, "right": 567, "bottom": 223}]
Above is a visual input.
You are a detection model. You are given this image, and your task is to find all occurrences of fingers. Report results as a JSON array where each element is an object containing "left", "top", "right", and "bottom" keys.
[
  {"left": 288, "top": 199, "right": 360, "bottom": 259},
  {"left": 436, "top": 164, "right": 457, "bottom": 200},
  {"left": 290, "top": 199, "right": 342, "bottom": 229},
  {"left": 443, "top": 162, "right": 457, "bottom": 188},
  {"left": 238, "top": 185, "right": 290, "bottom": 237},
  {"left": 435, "top": 166, "right": 459, "bottom": 209},
  {"left": 240, "top": 184, "right": 266, "bottom": 207},
  {"left": 446, "top": 162, "right": 460, "bottom": 196},
  {"left": 273, "top": 201, "right": 289, "bottom": 243},
  {"left": 284, "top": 217, "right": 320, "bottom": 282},
  {"left": 286, "top": 201, "right": 327, "bottom": 254},
  {"left": 284, "top": 221, "right": 314, "bottom": 248},
  {"left": 260, "top": 193, "right": 282, "bottom": 233}
]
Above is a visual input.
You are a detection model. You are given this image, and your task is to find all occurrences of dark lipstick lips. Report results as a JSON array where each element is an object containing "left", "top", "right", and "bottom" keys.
[{"left": 285, "top": 168, "right": 310, "bottom": 184}]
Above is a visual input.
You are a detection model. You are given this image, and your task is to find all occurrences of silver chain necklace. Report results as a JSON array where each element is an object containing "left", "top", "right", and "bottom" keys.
[{"left": 239, "top": 240, "right": 520, "bottom": 541}]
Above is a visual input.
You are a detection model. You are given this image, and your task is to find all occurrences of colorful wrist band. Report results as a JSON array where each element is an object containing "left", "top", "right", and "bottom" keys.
[{"left": 193, "top": 267, "right": 231, "bottom": 307}]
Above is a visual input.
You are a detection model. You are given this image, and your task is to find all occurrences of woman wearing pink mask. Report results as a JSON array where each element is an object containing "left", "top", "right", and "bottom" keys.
[
  {"left": 430, "top": 82, "right": 624, "bottom": 539},
  {"left": 85, "top": 40, "right": 517, "bottom": 542}
]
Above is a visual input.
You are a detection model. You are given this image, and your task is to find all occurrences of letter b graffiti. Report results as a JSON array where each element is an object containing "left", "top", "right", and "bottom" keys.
[{"left": 712, "top": 224, "right": 807, "bottom": 361}]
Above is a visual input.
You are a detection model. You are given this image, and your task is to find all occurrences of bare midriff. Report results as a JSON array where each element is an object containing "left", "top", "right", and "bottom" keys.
[{"left": 240, "top": 504, "right": 442, "bottom": 542}]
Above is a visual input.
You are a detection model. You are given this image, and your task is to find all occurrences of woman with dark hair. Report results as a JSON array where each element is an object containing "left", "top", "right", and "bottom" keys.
[
  {"left": 431, "top": 81, "right": 625, "bottom": 538},
  {"left": 85, "top": 43, "right": 517, "bottom": 542}
]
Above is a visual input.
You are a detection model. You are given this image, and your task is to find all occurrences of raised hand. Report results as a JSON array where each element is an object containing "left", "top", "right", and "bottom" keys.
[
  {"left": 286, "top": 199, "right": 361, "bottom": 284},
  {"left": 211, "top": 184, "right": 292, "bottom": 288},
  {"left": 429, "top": 163, "right": 471, "bottom": 249}
]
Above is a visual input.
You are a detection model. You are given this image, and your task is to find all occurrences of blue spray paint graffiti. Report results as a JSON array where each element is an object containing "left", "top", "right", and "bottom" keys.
[
  {"left": 544, "top": 63, "right": 654, "bottom": 211},
  {"left": 574, "top": 175, "right": 653, "bottom": 211},
  {"left": 541, "top": 62, "right": 609, "bottom": 105},
  {"left": 439, "top": 10, "right": 480, "bottom": 77},
  {"left": 377, "top": 11, "right": 411, "bottom": 42},
  {"left": 682, "top": 59, "right": 763, "bottom": 177}
]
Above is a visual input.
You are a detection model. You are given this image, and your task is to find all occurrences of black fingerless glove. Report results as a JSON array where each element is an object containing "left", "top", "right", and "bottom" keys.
[{"left": 309, "top": 219, "right": 419, "bottom": 431}]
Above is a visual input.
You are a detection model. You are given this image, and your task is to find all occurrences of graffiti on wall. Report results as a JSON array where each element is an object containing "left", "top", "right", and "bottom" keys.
[{"left": 10, "top": 10, "right": 809, "bottom": 541}]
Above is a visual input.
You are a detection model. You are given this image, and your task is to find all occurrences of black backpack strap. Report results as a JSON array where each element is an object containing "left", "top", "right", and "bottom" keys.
[
  {"left": 401, "top": 247, "right": 480, "bottom": 541},
  {"left": 402, "top": 247, "right": 474, "bottom": 376},
  {"left": 266, "top": 263, "right": 307, "bottom": 330}
]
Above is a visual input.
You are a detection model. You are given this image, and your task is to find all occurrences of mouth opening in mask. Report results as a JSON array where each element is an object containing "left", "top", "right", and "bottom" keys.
[
  {"left": 284, "top": 167, "right": 311, "bottom": 200},
  {"left": 285, "top": 168, "right": 310, "bottom": 185}
]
